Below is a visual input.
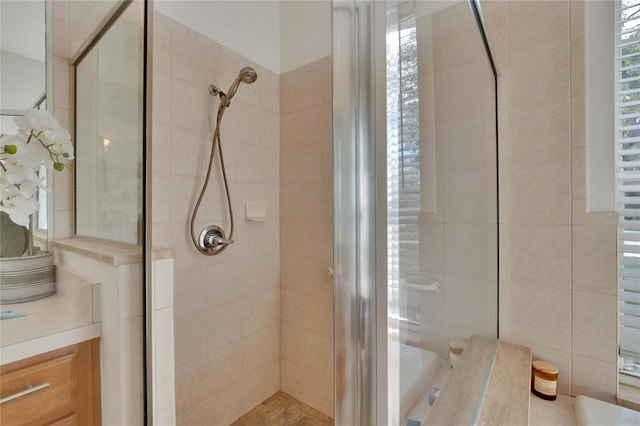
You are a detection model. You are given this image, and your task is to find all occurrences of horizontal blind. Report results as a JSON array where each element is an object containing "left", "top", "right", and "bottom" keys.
[
  {"left": 616, "top": 0, "right": 640, "bottom": 362},
  {"left": 387, "top": 15, "right": 421, "bottom": 325}
]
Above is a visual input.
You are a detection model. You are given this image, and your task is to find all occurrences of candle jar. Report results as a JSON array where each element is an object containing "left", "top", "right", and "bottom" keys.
[{"left": 531, "top": 360, "right": 559, "bottom": 400}]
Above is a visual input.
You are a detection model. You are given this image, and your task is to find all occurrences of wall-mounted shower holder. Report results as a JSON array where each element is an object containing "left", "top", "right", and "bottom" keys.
[{"left": 197, "top": 224, "right": 233, "bottom": 255}]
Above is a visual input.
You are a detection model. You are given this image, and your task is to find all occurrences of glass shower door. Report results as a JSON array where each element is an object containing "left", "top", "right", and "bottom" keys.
[
  {"left": 385, "top": 1, "right": 498, "bottom": 424},
  {"left": 332, "top": 0, "right": 498, "bottom": 424}
]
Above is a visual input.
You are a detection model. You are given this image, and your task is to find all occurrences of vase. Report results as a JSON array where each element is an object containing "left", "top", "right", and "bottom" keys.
[
  {"left": 0, "top": 251, "right": 55, "bottom": 304},
  {"left": 0, "top": 211, "right": 28, "bottom": 257}
]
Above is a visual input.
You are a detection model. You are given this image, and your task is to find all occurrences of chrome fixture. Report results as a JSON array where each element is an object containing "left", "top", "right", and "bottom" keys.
[
  {"left": 198, "top": 225, "right": 233, "bottom": 256},
  {"left": 208, "top": 67, "right": 257, "bottom": 108},
  {"left": 190, "top": 67, "right": 258, "bottom": 255}
]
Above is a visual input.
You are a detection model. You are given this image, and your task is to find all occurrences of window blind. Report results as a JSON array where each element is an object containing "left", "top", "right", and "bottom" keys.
[
  {"left": 388, "top": 15, "right": 421, "bottom": 325},
  {"left": 616, "top": 0, "right": 640, "bottom": 363}
]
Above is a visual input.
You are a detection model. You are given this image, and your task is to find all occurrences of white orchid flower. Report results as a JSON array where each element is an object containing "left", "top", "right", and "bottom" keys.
[
  {"left": 0, "top": 195, "right": 39, "bottom": 227},
  {"left": 2, "top": 133, "right": 46, "bottom": 169},
  {"left": 2, "top": 153, "right": 41, "bottom": 185},
  {"left": 1, "top": 108, "right": 74, "bottom": 230},
  {"left": 1, "top": 133, "right": 28, "bottom": 157},
  {"left": 14, "top": 109, "right": 60, "bottom": 134},
  {"left": 0, "top": 179, "right": 19, "bottom": 200},
  {"left": 17, "top": 177, "right": 41, "bottom": 199},
  {"left": 42, "top": 128, "right": 74, "bottom": 161},
  {"left": 22, "top": 137, "right": 53, "bottom": 167}
]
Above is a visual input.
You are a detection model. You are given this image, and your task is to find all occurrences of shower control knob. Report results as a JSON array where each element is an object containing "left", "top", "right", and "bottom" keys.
[
  {"left": 210, "top": 235, "right": 234, "bottom": 246},
  {"left": 197, "top": 225, "right": 233, "bottom": 255}
]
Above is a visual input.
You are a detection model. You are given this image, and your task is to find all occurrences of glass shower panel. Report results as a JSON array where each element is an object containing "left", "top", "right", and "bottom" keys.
[
  {"left": 386, "top": 1, "right": 498, "bottom": 424},
  {"left": 75, "top": 4, "right": 143, "bottom": 244}
]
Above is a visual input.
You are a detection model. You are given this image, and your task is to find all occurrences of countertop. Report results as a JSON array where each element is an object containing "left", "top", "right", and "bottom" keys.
[{"left": 0, "top": 265, "right": 101, "bottom": 366}]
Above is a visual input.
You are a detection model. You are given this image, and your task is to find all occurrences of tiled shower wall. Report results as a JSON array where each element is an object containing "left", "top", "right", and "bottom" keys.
[
  {"left": 417, "top": 0, "right": 618, "bottom": 403},
  {"left": 417, "top": 3, "right": 498, "bottom": 359},
  {"left": 279, "top": 57, "right": 334, "bottom": 417},
  {"left": 151, "top": 12, "right": 281, "bottom": 424},
  {"left": 486, "top": 0, "right": 618, "bottom": 401}
]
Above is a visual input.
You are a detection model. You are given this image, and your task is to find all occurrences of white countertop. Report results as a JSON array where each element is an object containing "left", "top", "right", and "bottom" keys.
[{"left": 0, "top": 265, "right": 101, "bottom": 366}]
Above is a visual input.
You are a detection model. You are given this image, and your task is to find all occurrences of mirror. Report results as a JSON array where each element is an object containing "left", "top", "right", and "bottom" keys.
[
  {"left": 0, "top": 0, "right": 46, "bottom": 128},
  {"left": 0, "top": 0, "right": 48, "bottom": 237}
]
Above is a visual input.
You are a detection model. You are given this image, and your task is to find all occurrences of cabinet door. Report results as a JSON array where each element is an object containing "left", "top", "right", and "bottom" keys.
[
  {"left": 0, "top": 339, "right": 100, "bottom": 426},
  {"left": 47, "top": 414, "right": 78, "bottom": 426}
]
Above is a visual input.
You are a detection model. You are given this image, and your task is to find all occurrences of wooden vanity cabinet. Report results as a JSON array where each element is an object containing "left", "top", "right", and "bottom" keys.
[{"left": 0, "top": 339, "right": 101, "bottom": 426}]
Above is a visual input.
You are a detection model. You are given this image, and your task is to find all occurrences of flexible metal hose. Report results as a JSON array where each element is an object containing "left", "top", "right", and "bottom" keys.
[{"left": 189, "top": 103, "right": 234, "bottom": 255}]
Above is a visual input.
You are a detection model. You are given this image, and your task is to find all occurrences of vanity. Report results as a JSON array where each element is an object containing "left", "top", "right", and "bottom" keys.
[
  {"left": 0, "top": 340, "right": 100, "bottom": 425},
  {"left": 0, "top": 265, "right": 101, "bottom": 425}
]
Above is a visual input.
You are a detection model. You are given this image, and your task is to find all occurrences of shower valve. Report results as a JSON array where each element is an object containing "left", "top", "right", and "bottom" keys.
[
  {"left": 209, "top": 234, "right": 233, "bottom": 246},
  {"left": 197, "top": 224, "right": 233, "bottom": 255}
]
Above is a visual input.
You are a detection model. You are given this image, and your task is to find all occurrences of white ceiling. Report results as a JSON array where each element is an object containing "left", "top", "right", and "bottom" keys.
[{"left": 0, "top": 0, "right": 46, "bottom": 62}]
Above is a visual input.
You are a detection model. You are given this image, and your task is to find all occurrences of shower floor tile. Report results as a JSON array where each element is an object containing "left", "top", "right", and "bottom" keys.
[{"left": 231, "top": 391, "right": 333, "bottom": 426}]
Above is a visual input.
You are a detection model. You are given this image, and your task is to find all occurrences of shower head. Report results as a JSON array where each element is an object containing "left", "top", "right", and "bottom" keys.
[
  {"left": 227, "top": 67, "right": 257, "bottom": 99},
  {"left": 210, "top": 67, "right": 259, "bottom": 108},
  {"left": 238, "top": 67, "right": 258, "bottom": 84}
]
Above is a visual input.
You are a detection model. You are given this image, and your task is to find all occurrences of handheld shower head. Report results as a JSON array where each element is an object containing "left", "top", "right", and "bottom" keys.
[
  {"left": 209, "top": 67, "right": 259, "bottom": 108},
  {"left": 226, "top": 67, "right": 258, "bottom": 101},
  {"left": 238, "top": 67, "right": 258, "bottom": 84}
]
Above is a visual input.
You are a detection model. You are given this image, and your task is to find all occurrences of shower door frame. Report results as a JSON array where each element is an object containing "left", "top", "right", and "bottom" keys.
[{"left": 332, "top": 1, "right": 388, "bottom": 424}]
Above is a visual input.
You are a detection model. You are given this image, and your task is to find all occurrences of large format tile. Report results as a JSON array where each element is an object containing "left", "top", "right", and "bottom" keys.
[
  {"left": 572, "top": 225, "right": 617, "bottom": 295},
  {"left": 281, "top": 324, "right": 333, "bottom": 378},
  {"left": 510, "top": 283, "right": 571, "bottom": 352},
  {"left": 571, "top": 291, "right": 617, "bottom": 363},
  {"left": 508, "top": 0, "right": 569, "bottom": 49},
  {"left": 510, "top": 162, "right": 571, "bottom": 225},
  {"left": 509, "top": 224, "right": 571, "bottom": 289},
  {"left": 508, "top": 36, "right": 570, "bottom": 108},
  {"left": 509, "top": 98, "right": 570, "bottom": 165},
  {"left": 571, "top": 355, "right": 617, "bottom": 403}
]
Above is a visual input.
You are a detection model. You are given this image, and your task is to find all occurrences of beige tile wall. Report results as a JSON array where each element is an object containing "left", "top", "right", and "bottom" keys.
[
  {"left": 152, "top": 257, "right": 177, "bottom": 425},
  {"left": 415, "top": 0, "right": 618, "bottom": 403},
  {"left": 152, "top": 12, "right": 281, "bottom": 425},
  {"left": 482, "top": 0, "right": 619, "bottom": 401},
  {"left": 417, "top": 3, "right": 498, "bottom": 360},
  {"left": 279, "top": 56, "right": 334, "bottom": 417}
]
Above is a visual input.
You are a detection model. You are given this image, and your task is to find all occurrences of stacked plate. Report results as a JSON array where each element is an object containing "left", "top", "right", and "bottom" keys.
[{"left": 0, "top": 251, "right": 55, "bottom": 304}]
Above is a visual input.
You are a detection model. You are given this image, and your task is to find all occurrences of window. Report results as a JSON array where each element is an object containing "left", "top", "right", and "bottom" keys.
[
  {"left": 388, "top": 14, "right": 421, "bottom": 327},
  {"left": 616, "top": 0, "right": 640, "bottom": 379}
]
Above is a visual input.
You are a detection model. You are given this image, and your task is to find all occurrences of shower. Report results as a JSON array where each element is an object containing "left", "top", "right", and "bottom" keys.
[{"left": 190, "top": 66, "right": 258, "bottom": 255}]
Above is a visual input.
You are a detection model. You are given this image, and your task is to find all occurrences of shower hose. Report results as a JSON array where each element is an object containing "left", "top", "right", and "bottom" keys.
[{"left": 189, "top": 102, "right": 234, "bottom": 255}]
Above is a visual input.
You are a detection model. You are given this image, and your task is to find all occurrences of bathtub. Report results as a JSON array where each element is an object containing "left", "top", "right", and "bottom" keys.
[
  {"left": 400, "top": 343, "right": 440, "bottom": 419},
  {"left": 574, "top": 396, "right": 640, "bottom": 426}
]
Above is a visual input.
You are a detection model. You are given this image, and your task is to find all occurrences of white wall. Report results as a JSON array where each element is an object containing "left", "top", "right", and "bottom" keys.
[
  {"left": 154, "top": 0, "right": 281, "bottom": 73},
  {"left": 0, "top": 50, "right": 45, "bottom": 111},
  {"left": 279, "top": 0, "right": 331, "bottom": 74},
  {"left": 154, "top": 0, "right": 332, "bottom": 75}
]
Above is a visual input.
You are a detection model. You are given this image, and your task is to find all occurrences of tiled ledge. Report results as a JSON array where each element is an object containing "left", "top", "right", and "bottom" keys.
[
  {"left": 152, "top": 246, "right": 176, "bottom": 260},
  {"left": 54, "top": 238, "right": 141, "bottom": 265},
  {"left": 54, "top": 238, "right": 175, "bottom": 265},
  {"left": 426, "top": 336, "right": 498, "bottom": 425},
  {"left": 425, "top": 337, "right": 532, "bottom": 426},
  {"left": 477, "top": 341, "right": 532, "bottom": 425}
]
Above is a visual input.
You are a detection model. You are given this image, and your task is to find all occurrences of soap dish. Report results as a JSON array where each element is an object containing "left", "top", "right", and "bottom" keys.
[{"left": 244, "top": 202, "right": 268, "bottom": 222}]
